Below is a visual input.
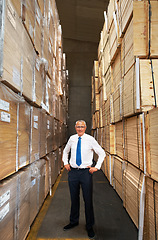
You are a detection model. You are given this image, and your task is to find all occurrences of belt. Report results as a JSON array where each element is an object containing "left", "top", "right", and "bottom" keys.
[{"left": 70, "top": 166, "right": 88, "bottom": 170}]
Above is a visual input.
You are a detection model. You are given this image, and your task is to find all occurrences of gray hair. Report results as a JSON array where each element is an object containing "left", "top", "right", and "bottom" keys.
[{"left": 75, "top": 120, "right": 87, "bottom": 126}]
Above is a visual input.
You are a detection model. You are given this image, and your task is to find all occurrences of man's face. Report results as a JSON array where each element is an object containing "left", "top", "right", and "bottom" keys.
[{"left": 75, "top": 121, "right": 86, "bottom": 137}]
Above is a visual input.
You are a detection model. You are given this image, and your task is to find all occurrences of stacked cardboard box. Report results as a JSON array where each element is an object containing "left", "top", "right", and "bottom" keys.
[
  {"left": 0, "top": 0, "right": 68, "bottom": 239},
  {"left": 91, "top": 1, "right": 158, "bottom": 239}
]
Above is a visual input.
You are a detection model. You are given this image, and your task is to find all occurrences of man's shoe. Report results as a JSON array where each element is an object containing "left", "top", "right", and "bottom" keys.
[
  {"left": 87, "top": 227, "right": 95, "bottom": 239},
  {"left": 63, "top": 222, "right": 78, "bottom": 231}
]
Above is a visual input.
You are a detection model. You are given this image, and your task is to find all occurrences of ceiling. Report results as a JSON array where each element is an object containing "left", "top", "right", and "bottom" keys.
[{"left": 55, "top": 0, "right": 109, "bottom": 44}]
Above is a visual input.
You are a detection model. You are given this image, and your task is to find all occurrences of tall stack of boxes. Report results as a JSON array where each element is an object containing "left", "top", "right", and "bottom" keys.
[
  {"left": 0, "top": 0, "right": 68, "bottom": 239},
  {"left": 91, "top": 0, "right": 158, "bottom": 239}
]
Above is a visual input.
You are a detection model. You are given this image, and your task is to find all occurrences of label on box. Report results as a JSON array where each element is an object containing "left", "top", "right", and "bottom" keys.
[
  {"left": 36, "top": 58, "right": 40, "bottom": 72},
  {"left": 49, "top": 41, "right": 51, "bottom": 53},
  {"left": 1, "top": 112, "right": 11, "bottom": 123},
  {"left": 36, "top": 7, "right": 41, "bottom": 25},
  {"left": 0, "top": 191, "right": 10, "bottom": 208},
  {"left": 34, "top": 115, "right": 38, "bottom": 122},
  {"left": 34, "top": 153, "right": 39, "bottom": 161},
  {"left": 19, "top": 155, "right": 27, "bottom": 168},
  {"left": 7, "top": 0, "right": 16, "bottom": 29},
  {"left": 13, "top": 67, "right": 20, "bottom": 87},
  {"left": 0, "top": 99, "right": 10, "bottom": 112},
  {"left": 31, "top": 179, "right": 36, "bottom": 187},
  {"left": 33, "top": 122, "right": 38, "bottom": 129},
  {"left": 0, "top": 203, "right": 9, "bottom": 222},
  {"left": 29, "top": 22, "right": 34, "bottom": 39},
  {"left": 47, "top": 120, "right": 50, "bottom": 129}
]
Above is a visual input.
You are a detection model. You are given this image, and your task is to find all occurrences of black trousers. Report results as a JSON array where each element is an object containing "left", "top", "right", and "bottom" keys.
[{"left": 68, "top": 168, "right": 94, "bottom": 230}]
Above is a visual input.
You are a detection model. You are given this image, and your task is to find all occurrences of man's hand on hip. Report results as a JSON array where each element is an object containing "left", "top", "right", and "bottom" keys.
[
  {"left": 65, "top": 164, "right": 71, "bottom": 171},
  {"left": 88, "top": 167, "right": 98, "bottom": 174}
]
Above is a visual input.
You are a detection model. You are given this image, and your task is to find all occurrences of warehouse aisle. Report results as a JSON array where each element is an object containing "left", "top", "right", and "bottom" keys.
[{"left": 27, "top": 169, "right": 138, "bottom": 240}]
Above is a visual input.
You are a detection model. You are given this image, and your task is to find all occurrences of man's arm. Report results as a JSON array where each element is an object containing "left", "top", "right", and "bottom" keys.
[
  {"left": 62, "top": 138, "right": 71, "bottom": 171},
  {"left": 91, "top": 137, "right": 106, "bottom": 170}
]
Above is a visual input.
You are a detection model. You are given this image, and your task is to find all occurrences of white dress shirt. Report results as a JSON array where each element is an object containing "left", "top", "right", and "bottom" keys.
[{"left": 62, "top": 133, "right": 106, "bottom": 169}]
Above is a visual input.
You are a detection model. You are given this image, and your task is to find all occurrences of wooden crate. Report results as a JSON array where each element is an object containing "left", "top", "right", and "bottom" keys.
[
  {"left": 18, "top": 101, "right": 31, "bottom": 169},
  {"left": 133, "top": 1, "right": 158, "bottom": 58},
  {"left": 123, "top": 162, "right": 143, "bottom": 228},
  {"left": 146, "top": 108, "right": 158, "bottom": 182},
  {"left": 30, "top": 106, "right": 40, "bottom": 163},
  {"left": 124, "top": 115, "right": 144, "bottom": 170},
  {"left": 0, "top": 0, "right": 23, "bottom": 93},
  {"left": 0, "top": 84, "right": 18, "bottom": 180}
]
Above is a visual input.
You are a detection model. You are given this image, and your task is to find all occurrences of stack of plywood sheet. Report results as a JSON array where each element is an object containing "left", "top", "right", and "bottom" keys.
[
  {"left": 145, "top": 108, "right": 158, "bottom": 182},
  {"left": 124, "top": 115, "right": 144, "bottom": 170},
  {"left": 144, "top": 177, "right": 158, "bottom": 240},
  {"left": 123, "top": 163, "right": 144, "bottom": 228},
  {"left": 92, "top": 1, "right": 158, "bottom": 238},
  {"left": 103, "top": 152, "right": 114, "bottom": 185},
  {"left": 113, "top": 156, "right": 125, "bottom": 199}
]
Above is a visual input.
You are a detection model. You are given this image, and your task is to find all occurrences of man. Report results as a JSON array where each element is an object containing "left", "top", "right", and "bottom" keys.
[{"left": 62, "top": 120, "right": 105, "bottom": 239}]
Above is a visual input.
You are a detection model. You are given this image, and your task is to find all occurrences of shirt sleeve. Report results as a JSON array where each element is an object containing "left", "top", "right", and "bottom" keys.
[
  {"left": 62, "top": 137, "right": 71, "bottom": 165},
  {"left": 91, "top": 137, "right": 106, "bottom": 170}
]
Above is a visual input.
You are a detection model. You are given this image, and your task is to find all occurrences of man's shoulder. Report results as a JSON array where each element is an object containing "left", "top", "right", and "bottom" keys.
[
  {"left": 69, "top": 134, "right": 78, "bottom": 140},
  {"left": 84, "top": 133, "right": 95, "bottom": 140}
]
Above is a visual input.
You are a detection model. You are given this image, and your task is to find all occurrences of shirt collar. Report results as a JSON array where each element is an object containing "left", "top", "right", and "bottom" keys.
[{"left": 77, "top": 133, "right": 85, "bottom": 139}]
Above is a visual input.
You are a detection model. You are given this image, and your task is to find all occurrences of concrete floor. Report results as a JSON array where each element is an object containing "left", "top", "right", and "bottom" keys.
[{"left": 27, "top": 169, "right": 138, "bottom": 240}]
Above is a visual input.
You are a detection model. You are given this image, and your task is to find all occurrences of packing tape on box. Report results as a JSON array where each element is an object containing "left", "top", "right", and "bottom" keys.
[
  {"left": 138, "top": 174, "right": 146, "bottom": 240},
  {"left": 16, "top": 103, "right": 19, "bottom": 171}
]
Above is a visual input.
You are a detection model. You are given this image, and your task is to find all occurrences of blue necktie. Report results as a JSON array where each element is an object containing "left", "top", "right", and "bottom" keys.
[{"left": 76, "top": 137, "right": 82, "bottom": 166}]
